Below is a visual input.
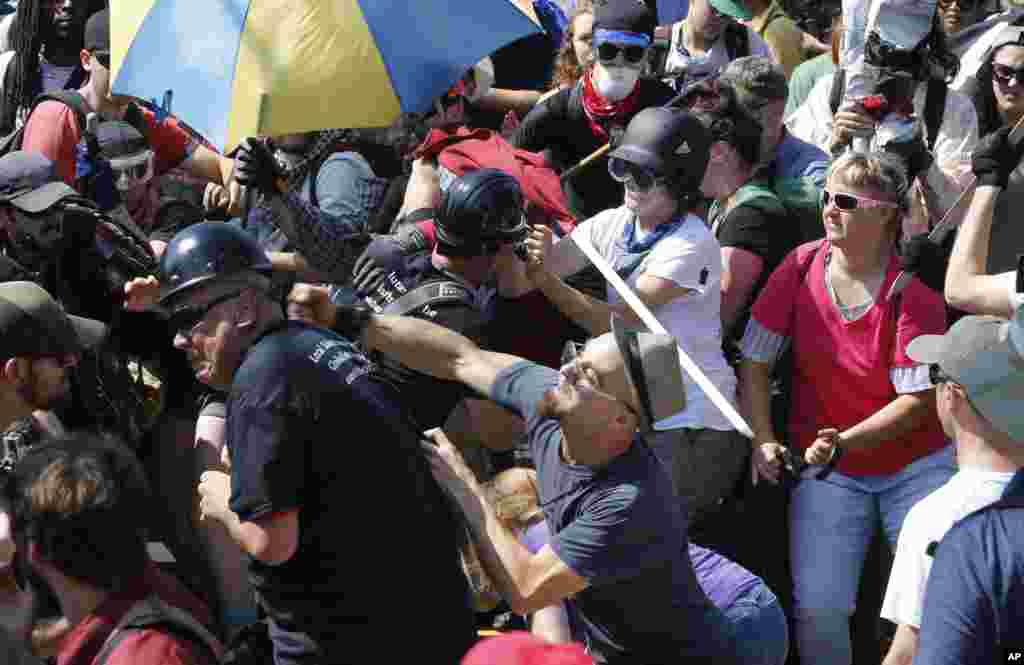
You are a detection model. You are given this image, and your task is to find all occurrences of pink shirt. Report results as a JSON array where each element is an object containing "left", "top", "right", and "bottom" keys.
[{"left": 750, "top": 241, "right": 947, "bottom": 476}]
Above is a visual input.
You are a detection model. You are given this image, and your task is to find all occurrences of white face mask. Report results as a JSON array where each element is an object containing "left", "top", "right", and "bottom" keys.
[{"left": 593, "top": 63, "right": 641, "bottom": 102}]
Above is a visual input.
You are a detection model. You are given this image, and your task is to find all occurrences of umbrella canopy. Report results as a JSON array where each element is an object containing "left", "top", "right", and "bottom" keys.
[{"left": 110, "top": 0, "right": 541, "bottom": 151}]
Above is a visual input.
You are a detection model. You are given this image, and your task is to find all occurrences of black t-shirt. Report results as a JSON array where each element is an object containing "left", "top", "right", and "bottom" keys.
[
  {"left": 360, "top": 241, "right": 488, "bottom": 430},
  {"left": 511, "top": 78, "right": 676, "bottom": 219},
  {"left": 490, "top": 362, "right": 737, "bottom": 664},
  {"left": 226, "top": 321, "right": 475, "bottom": 659},
  {"left": 714, "top": 202, "right": 800, "bottom": 343}
]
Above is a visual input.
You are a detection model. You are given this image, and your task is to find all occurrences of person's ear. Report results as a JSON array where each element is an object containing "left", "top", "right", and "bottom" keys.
[{"left": 2, "top": 357, "right": 25, "bottom": 385}]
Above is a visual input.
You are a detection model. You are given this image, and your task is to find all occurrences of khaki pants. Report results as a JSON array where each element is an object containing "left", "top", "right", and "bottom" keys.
[{"left": 645, "top": 427, "right": 750, "bottom": 529}]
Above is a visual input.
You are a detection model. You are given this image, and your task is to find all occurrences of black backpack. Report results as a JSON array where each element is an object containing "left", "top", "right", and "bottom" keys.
[
  {"left": 828, "top": 68, "right": 947, "bottom": 152},
  {"left": 0, "top": 89, "right": 91, "bottom": 157},
  {"left": 93, "top": 594, "right": 222, "bottom": 665}
]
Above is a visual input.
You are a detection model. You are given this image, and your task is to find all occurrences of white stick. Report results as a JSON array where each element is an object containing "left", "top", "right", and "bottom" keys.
[{"left": 572, "top": 235, "right": 754, "bottom": 439}]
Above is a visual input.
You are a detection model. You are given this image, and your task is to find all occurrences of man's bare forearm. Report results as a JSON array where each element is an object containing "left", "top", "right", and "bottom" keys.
[{"left": 364, "top": 315, "right": 478, "bottom": 383}]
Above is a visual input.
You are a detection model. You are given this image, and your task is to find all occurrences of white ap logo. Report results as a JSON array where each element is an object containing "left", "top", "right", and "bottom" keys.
[{"left": 675, "top": 141, "right": 691, "bottom": 155}]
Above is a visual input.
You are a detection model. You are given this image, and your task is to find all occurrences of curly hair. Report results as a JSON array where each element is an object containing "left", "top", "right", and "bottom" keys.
[{"left": 550, "top": 1, "right": 594, "bottom": 90}]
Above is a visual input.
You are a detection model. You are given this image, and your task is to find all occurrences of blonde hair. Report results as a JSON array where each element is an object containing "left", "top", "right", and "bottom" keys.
[
  {"left": 484, "top": 468, "right": 543, "bottom": 530},
  {"left": 827, "top": 151, "right": 909, "bottom": 243}
]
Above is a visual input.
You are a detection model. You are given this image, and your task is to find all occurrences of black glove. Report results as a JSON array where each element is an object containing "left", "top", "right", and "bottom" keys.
[
  {"left": 900, "top": 233, "right": 947, "bottom": 293},
  {"left": 330, "top": 304, "right": 374, "bottom": 343},
  {"left": 883, "top": 133, "right": 933, "bottom": 183},
  {"left": 235, "top": 137, "right": 284, "bottom": 195},
  {"left": 972, "top": 126, "right": 1024, "bottom": 189},
  {"left": 351, "top": 224, "right": 431, "bottom": 296}
]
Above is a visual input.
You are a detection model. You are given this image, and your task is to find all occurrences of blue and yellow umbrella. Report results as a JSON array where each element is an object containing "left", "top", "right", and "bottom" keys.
[{"left": 110, "top": 0, "right": 541, "bottom": 151}]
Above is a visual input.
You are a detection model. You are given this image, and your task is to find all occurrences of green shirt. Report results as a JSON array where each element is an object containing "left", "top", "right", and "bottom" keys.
[{"left": 785, "top": 53, "right": 835, "bottom": 119}]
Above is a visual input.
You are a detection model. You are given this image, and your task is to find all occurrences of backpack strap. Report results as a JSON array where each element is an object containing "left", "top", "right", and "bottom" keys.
[
  {"left": 723, "top": 22, "right": 750, "bottom": 62},
  {"left": 30, "top": 89, "right": 90, "bottom": 134},
  {"left": 93, "top": 594, "right": 222, "bottom": 665},
  {"left": 922, "top": 77, "right": 947, "bottom": 153},
  {"left": 829, "top": 68, "right": 846, "bottom": 117},
  {"left": 380, "top": 280, "right": 475, "bottom": 316}
]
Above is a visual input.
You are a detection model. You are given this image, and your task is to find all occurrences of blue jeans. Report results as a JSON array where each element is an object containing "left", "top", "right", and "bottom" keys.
[
  {"left": 725, "top": 584, "right": 789, "bottom": 665},
  {"left": 789, "top": 445, "right": 955, "bottom": 665}
]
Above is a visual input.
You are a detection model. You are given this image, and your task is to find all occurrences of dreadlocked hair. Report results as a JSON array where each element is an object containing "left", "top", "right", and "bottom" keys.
[{"left": 1, "top": 0, "right": 47, "bottom": 132}]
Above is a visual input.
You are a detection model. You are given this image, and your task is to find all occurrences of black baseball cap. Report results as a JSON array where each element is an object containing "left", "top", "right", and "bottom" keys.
[
  {"left": 84, "top": 9, "right": 109, "bottom": 53},
  {"left": 0, "top": 282, "right": 107, "bottom": 360},
  {"left": 0, "top": 152, "right": 79, "bottom": 213}
]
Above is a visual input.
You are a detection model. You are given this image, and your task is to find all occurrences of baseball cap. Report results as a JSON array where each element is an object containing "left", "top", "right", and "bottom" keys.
[
  {"left": 709, "top": 0, "right": 753, "bottom": 21},
  {"left": 593, "top": 0, "right": 657, "bottom": 44},
  {"left": 0, "top": 282, "right": 107, "bottom": 360},
  {"left": 0, "top": 152, "right": 78, "bottom": 213},
  {"left": 611, "top": 315, "right": 686, "bottom": 432},
  {"left": 906, "top": 305, "right": 1024, "bottom": 441},
  {"left": 462, "top": 632, "right": 594, "bottom": 665},
  {"left": 84, "top": 9, "right": 109, "bottom": 53},
  {"left": 719, "top": 56, "right": 789, "bottom": 110}
]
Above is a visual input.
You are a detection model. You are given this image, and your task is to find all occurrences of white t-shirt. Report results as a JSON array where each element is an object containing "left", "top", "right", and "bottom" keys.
[
  {"left": 663, "top": 20, "right": 773, "bottom": 91},
  {"left": 567, "top": 207, "right": 738, "bottom": 431},
  {"left": 880, "top": 466, "right": 1016, "bottom": 629}
]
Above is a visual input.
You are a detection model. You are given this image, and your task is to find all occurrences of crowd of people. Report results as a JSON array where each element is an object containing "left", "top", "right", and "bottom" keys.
[{"left": 0, "top": 0, "right": 1021, "bottom": 664}]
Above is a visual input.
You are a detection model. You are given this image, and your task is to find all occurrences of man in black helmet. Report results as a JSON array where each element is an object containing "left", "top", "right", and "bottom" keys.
[{"left": 153, "top": 222, "right": 475, "bottom": 664}]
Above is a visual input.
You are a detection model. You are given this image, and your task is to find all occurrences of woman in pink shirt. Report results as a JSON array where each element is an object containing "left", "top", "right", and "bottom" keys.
[{"left": 738, "top": 151, "right": 954, "bottom": 665}]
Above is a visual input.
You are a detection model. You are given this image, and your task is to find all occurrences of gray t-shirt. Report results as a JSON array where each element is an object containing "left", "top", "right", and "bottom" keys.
[{"left": 490, "top": 361, "right": 736, "bottom": 664}]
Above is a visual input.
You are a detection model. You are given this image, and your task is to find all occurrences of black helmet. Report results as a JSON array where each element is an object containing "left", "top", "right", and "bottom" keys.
[
  {"left": 435, "top": 168, "right": 527, "bottom": 257},
  {"left": 608, "top": 108, "right": 712, "bottom": 194},
  {"left": 158, "top": 222, "right": 272, "bottom": 308}
]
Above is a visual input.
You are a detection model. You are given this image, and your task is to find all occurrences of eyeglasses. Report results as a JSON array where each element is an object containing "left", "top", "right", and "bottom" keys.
[
  {"left": 596, "top": 42, "right": 647, "bottom": 66},
  {"left": 992, "top": 63, "right": 1024, "bottom": 87},
  {"left": 822, "top": 189, "right": 900, "bottom": 211},
  {"left": 608, "top": 157, "right": 667, "bottom": 194},
  {"left": 560, "top": 340, "right": 585, "bottom": 368},
  {"left": 929, "top": 364, "right": 957, "bottom": 386},
  {"left": 168, "top": 290, "right": 241, "bottom": 338},
  {"left": 938, "top": 0, "right": 977, "bottom": 10},
  {"left": 92, "top": 50, "right": 110, "bottom": 68}
]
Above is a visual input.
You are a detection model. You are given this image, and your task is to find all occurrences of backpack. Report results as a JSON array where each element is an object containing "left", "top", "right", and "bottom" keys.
[
  {"left": 723, "top": 21, "right": 752, "bottom": 61},
  {"left": 0, "top": 89, "right": 91, "bottom": 157},
  {"left": 93, "top": 594, "right": 223, "bottom": 665},
  {"left": 722, "top": 170, "right": 825, "bottom": 246},
  {"left": 828, "top": 68, "right": 947, "bottom": 153}
]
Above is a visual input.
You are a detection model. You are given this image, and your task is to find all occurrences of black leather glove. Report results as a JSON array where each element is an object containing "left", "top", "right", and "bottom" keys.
[
  {"left": 330, "top": 304, "right": 374, "bottom": 343},
  {"left": 883, "top": 133, "right": 933, "bottom": 183},
  {"left": 235, "top": 137, "right": 284, "bottom": 195},
  {"left": 351, "top": 224, "right": 431, "bottom": 296},
  {"left": 900, "top": 233, "right": 947, "bottom": 293},
  {"left": 972, "top": 126, "right": 1024, "bottom": 189}
]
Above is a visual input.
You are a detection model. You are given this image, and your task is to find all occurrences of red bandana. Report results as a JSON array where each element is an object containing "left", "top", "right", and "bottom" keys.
[{"left": 580, "top": 68, "right": 641, "bottom": 142}]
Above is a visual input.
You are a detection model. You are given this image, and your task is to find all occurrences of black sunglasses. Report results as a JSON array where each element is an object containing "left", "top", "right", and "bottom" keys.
[
  {"left": 992, "top": 62, "right": 1024, "bottom": 87},
  {"left": 596, "top": 42, "right": 647, "bottom": 65},
  {"left": 168, "top": 290, "right": 242, "bottom": 337},
  {"left": 92, "top": 50, "right": 110, "bottom": 68},
  {"left": 929, "top": 364, "right": 956, "bottom": 386}
]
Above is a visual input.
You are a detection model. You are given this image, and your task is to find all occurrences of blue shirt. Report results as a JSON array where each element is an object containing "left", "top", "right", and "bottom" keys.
[
  {"left": 490, "top": 361, "right": 735, "bottom": 664},
  {"left": 916, "top": 469, "right": 1024, "bottom": 665},
  {"left": 772, "top": 131, "right": 828, "bottom": 187}
]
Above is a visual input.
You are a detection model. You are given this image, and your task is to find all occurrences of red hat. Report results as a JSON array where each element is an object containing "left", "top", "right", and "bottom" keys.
[{"left": 462, "top": 633, "right": 594, "bottom": 665}]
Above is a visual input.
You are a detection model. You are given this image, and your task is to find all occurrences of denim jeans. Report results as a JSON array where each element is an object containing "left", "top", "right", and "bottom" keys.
[
  {"left": 789, "top": 444, "right": 955, "bottom": 665},
  {"left": 725, "top": 584, "right": 790, "bottom": 665}
]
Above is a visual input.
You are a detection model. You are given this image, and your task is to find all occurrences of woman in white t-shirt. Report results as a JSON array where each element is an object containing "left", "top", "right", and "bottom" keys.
[{"left": 515, "top": 106, "right": 747, "bottom": 535}]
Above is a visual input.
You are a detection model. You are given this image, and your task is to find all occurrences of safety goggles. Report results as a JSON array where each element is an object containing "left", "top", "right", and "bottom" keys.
[
  {"left": 168, "top": 290, "right": 242, "bottom": 338},
  {"left": 109, "top": 150, "right": 155, "bottom": 191},
  {"left": 596, "top": 42, "right": 648, "bottom": 66},
  {"left": 608, "top": 157, "right": 667, "bottom": 193},
  {"left": 821, "top": 189, "right": 900, "bottom": 211},
  {"left": 992, "top": 62, "right": 1024, "bottom": 87}
]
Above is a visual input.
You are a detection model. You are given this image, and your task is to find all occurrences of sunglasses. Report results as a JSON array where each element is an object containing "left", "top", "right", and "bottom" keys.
[
  {"left": 822, "top": 189, "right": 900, "bottom": 211},
  {"left": 168, "top": 290, "right": 241, "bottom": 338},
  {"left": 992, "top": 62, "right": 1024, "bottom": 87},
  {"left": 938, "top": 0, "right": 977, "bottom": 10},
  {"left": 608, "top": 157, "right": 667, "bottom": 193},
  {"left": 929, "top": 364, "right": 957, "bottom": 386},
  {"left": 596, "top": 42, "right": 647, "bottom": 65},
  {"left": 92, "top": 50, "right": 110, "bottom": 68}
]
